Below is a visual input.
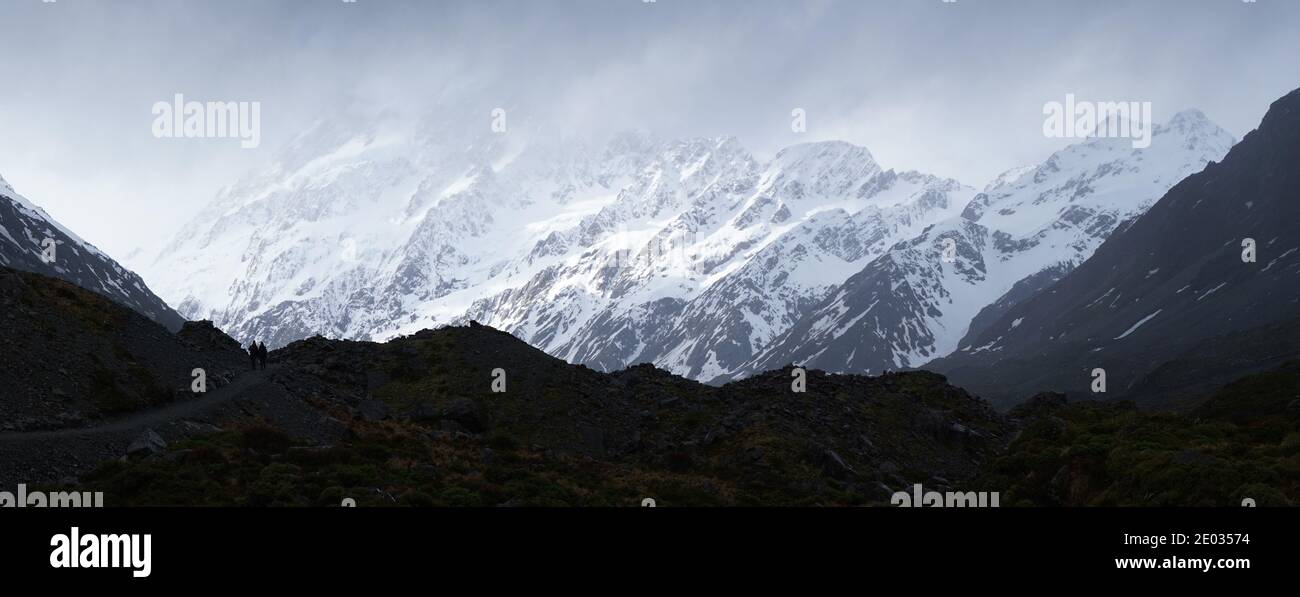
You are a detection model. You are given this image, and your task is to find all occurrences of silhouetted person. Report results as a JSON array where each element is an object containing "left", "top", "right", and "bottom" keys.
[
  {"left": 247, "top": 341, "right": 258, "bottom": 371},
  {"left": 257, "top": 341, "right": 269, "bottom": 370}
]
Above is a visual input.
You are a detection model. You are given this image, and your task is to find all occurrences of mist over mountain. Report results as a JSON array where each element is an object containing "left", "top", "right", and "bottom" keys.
[
  {"left": 144, "top": 107, "right": 1236, "bottom": 389},
  {"left": 144, "top": 118, "right": 979, "bottom": 382}
]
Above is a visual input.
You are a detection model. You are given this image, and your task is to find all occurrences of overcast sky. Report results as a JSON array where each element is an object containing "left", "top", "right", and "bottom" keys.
[{"left": 1, "top": 0, "right": 1298, "bottom": 261}]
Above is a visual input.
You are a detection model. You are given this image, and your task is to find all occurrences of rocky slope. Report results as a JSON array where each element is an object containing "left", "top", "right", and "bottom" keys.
[
  {"left": 975, "top": 359, "right": 1300, "bottom": 506},
  {"left": 0, "top": 174, "right": 184, "bottom": 331},
  {"left": 932, "top": 87, "right": 1300, "bottom": 409},
  {"left": 0, "top": 267, "right": 245, "bottom": 431}
]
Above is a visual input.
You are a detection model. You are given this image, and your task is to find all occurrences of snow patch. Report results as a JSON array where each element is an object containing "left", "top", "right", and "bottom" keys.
[{"left": 1115, "top": 309, "right": 1161, "bottom": 340}]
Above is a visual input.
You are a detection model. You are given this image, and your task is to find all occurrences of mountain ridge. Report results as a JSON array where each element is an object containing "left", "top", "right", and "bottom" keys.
[
  {"left": 145, "top": 126, "right": 975, "bottom": 382},
  {"left": 736, "top": 109, "right": 1235, "bottom": 380},
  {"left": 931, "top": 87, "right": 1300, "bottom": 409},
  {"left": 0, "top": 174, "right": 185, "bottom": 331}
]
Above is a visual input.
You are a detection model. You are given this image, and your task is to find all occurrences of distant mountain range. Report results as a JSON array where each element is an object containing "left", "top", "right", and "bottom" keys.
[
  {"left": 3, "top": 87, "right": 1299, "bottom": 507},
  {"left": 139, "top": 104, "right": 1238, "bottom": 394},
  {"left": 5, "top": 87, "right": 1296, "bottom": 416},
  {"left": 143, "top": 114, "right": 978, "bottom": 380},
  {"left": 738, "top": 110, "right": 1234, "bottom": 381}
]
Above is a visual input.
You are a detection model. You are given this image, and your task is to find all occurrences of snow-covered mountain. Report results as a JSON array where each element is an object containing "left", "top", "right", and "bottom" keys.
[
  {"left": 145, "top": 113, "right": 973, "bottom": 381},
  {"left": 0, "top": 173, "right": 184, "bottom": 330},
  {"left": 738, "top": 110, "right": 1236, "bottom": 378},
  {"left": 457, "top": 141, "right": 973, "bottom": 382},
  {"left": 147, "top": 111, "right": 667, "bottom": 348},
  {"left": 933, "top": 88, "right": 1300, "bottom": 409},
  {"left": 147, "top": 106, "right": 1235, "bottom": 385}
]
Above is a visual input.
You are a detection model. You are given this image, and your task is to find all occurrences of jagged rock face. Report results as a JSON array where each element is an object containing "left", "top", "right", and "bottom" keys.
[
  {"left": 0, "top": 174, "right": 184, "bottom": 331},
  {"left": 738, "top": 110, "right": 1235, "bottom": 380},
  {"left": 146, "top": 118, "right": 974, "bottom": 380},
  {"left": 932, "top": 89, "right": 1300, "bottom": 409}
]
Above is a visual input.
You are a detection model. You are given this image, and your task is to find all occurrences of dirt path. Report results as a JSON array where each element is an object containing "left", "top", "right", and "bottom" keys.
[
  {"left": 0, "top": 365, "right": 279, "bottom": 443},
  {"left": 0, "top": 366, "right": 282, "bottom": 486}
]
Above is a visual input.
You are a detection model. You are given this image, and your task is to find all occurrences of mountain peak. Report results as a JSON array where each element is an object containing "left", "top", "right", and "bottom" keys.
[
  {"left": 1158, "top": 107, "right": 1232, "bottom": 140},
  {"left": 767, "top": 140, "right": 882, "bottom": 194},
  {"left": 1168, "top": 107, "right": 1210, "bottom": 125},
  {"left": 775, "top": 140, "right": 877, "bottom": 167},
  {"left": 981, "top": 164, "right": 1035, "bottom": 193},
  {"left": 1258, "top": 85, "right": 1300, "bottom": 136},
  {"left": 604, "top": 129, "right": 661, "bottom": 157},
  {"left": 666, "top": 135, "right": 747, "bottom": 156},
  {"left": 933, "top": 85, "right": 1300, "bottom": 409}
]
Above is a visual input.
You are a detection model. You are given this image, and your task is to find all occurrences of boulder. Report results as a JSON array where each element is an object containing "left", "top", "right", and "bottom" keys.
[
  {"left": 443, "top": 398, "right": 486, "bottom": 433},
  {"left": 405, "top": 402, "right": 440, "bottom": 422},
  {"left": 126, "top": 429, "right": 167, "bottom": 458},
  {"left": 357, "top": 399, "right": 390, "bottom": 422}
]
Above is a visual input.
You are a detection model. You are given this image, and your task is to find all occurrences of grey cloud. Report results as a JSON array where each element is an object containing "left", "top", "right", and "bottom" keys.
[{"left": 0, "top": 0, "right": 1296, "bottom": 258}]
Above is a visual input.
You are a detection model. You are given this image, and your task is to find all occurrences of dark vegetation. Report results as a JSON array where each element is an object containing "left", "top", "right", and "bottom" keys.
[
  {"left": 6, "top": 266, "right": 1297, "bottom": 506},
  {"left": 82, "top": 325, "right": 1005, "bottom": 506},
  {"left": 975, "top": 361, "right": 1300, "bottom": 506},
  {"left": 0, "top": 268, "right": 246, "bottom": 430}
]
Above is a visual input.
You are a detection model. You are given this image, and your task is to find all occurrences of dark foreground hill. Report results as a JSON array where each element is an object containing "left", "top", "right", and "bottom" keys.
[
  {"left": 3, "top": 267, "right": 1296, "bottom": 506},
  {"left": 75, "top": 325, "right": 1006, "bottom": 506},
  {"left": 975, "top": 361, "right": 1300, "bottom": 506},
  {"left": 0, "top": 268, "right": 247, "bottom": 431}
]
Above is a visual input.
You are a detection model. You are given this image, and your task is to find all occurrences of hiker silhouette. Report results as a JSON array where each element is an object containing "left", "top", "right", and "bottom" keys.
[
  {"left": 247, "top": 341, "right": 258, "bottom": 371},
  {"left": 257, "top": 341, "right": 268, "bottom": 370}
]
